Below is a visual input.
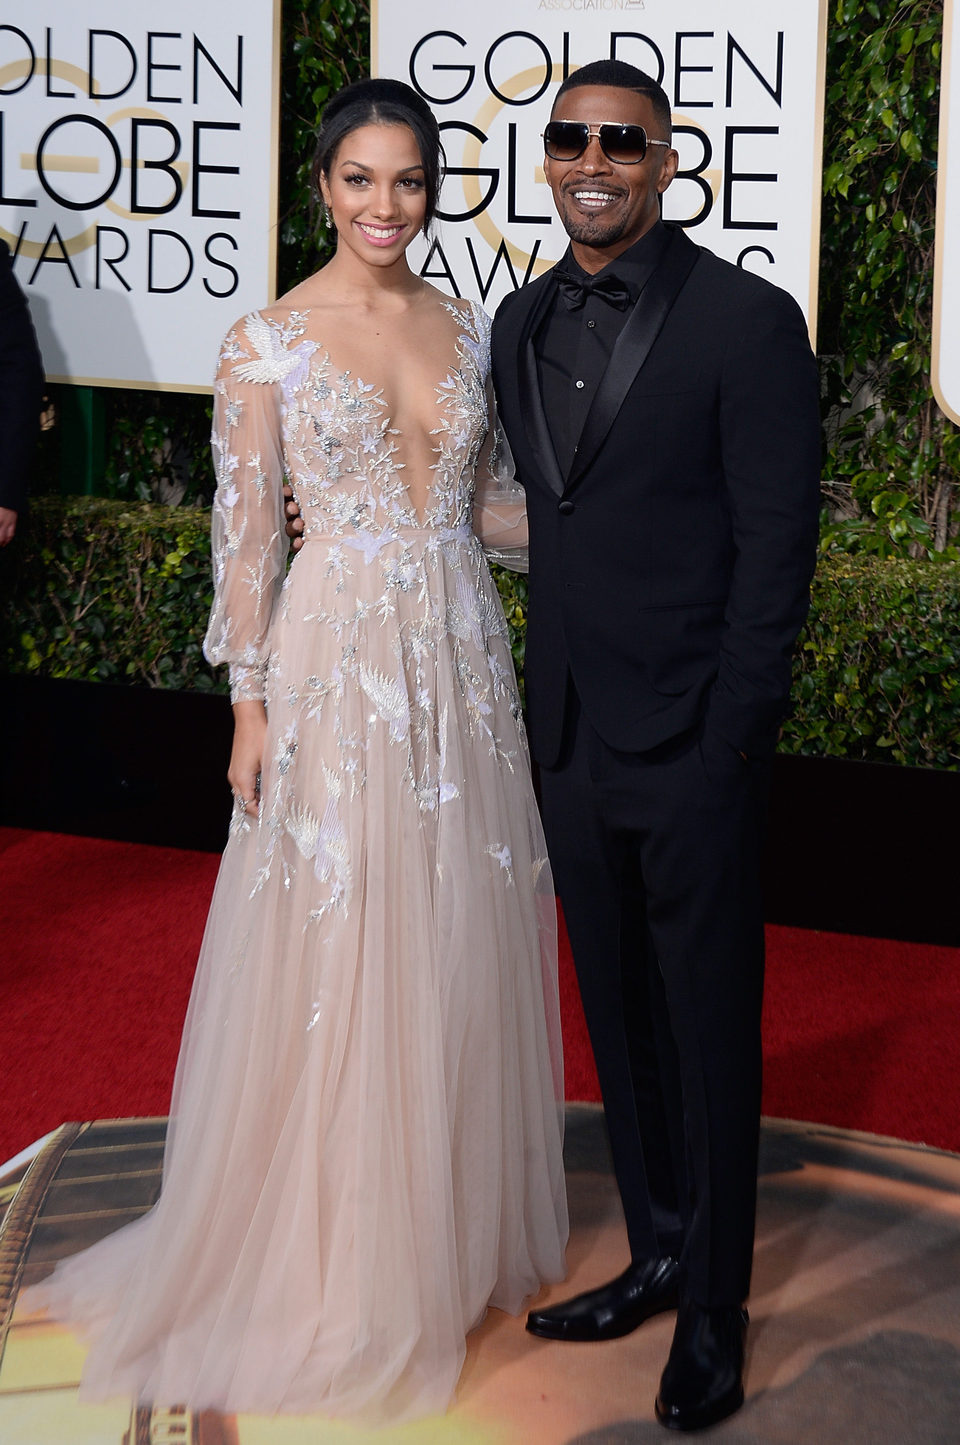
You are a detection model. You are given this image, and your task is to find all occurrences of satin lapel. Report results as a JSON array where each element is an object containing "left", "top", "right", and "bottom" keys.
[
  {"left": 566, "top": 229, "right": 701, "bottom": 492},
  {"left": 515, "top": 279, "right": 566, "bottom": 498}
]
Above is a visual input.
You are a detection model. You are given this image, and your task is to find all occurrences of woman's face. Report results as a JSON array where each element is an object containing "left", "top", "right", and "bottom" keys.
[{"left": 320, "top": 122, "right": 428, "bottom": 268}]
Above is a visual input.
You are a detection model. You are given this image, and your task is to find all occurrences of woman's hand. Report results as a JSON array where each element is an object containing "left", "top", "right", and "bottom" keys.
[{"left": 228, "top": 700, "right": 267, "bottom": 817}]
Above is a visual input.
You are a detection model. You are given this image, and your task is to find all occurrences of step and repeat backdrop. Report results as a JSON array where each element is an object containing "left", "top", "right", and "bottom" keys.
[
  {"left": 0, "top": 3, "right": 281, "bottom": 390},
  {"left": 2, "top": 0, "right": 957, "bottom": 413},
  {"left": 372, "top": 0, "right": 829, "bottom": 332}
]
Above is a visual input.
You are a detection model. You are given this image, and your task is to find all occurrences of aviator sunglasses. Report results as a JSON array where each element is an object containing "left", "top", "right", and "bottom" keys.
[{"left": 542, "top": 120, "right": 670, "bottom": 166}]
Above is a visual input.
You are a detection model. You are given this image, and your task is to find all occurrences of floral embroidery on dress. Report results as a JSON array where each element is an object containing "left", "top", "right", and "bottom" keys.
[{"left": 203, "top": 298, "right": 531, "bottom": 937}]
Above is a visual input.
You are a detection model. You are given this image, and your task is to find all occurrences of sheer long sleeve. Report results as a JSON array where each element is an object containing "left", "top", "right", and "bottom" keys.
[
  {"left": 202, "top": 318, "right": 289, "bottom": 702},
  {"left": 472, "top": 378, "right": 529, "bottom": 573}
]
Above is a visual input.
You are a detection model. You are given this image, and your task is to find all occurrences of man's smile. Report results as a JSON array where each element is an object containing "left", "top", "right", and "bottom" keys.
[{"left": 567, "top": 187, "right": 622, "bottom": 211}]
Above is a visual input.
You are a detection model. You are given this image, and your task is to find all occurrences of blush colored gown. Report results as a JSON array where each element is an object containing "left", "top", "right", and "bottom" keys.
[{"left": 29, "top": 298, "right": 567, "bottom": 1421}]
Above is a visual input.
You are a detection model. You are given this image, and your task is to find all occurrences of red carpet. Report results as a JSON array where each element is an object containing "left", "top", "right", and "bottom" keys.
[{"left": 3, "top": 826, "right": 960, "bottom": 1163}]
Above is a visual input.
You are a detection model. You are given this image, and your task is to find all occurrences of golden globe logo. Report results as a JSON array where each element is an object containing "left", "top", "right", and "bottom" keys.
[{"left": 0, "top": 24, "right": 243, "bottom": 297}]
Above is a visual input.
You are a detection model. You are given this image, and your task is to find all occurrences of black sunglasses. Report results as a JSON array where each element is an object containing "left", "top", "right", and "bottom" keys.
[{"left": 542, "top": 120, "right": 670, "bottom": 166}]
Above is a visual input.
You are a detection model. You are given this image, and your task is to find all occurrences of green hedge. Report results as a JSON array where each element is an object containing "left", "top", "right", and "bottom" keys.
[
  {"left": 780, "top": 556, "right": 960, "bottom": 768},
  {"left": 2, "top": 500, "right": 957, "bottom": 769},
  {"left": 0, "top": 499, "right": 218, "bottom": 691}
]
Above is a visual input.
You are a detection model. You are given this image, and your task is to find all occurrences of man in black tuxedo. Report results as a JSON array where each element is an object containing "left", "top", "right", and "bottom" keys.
[
  {"left": 0, "top": 240, "right": 44, "bottom": 545},
  {"left": 491, "top": 60, "right": 820, "bottom": 1430}
]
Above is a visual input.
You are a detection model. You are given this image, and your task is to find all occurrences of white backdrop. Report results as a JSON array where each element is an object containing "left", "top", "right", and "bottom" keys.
[
  {"left": 372, "top": 0, "right": 828, "bottom": 334},
  {"left": 934, "top": 0, "right": 960, "bottom": 426},
  {"left": 0, "top": 3, "right": 281, "bottom": 391}
]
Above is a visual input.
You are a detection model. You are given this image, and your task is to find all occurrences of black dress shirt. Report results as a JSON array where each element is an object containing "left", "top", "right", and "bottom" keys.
[{"left": 537, "top": 221, "right": 671, "bottom": 477}]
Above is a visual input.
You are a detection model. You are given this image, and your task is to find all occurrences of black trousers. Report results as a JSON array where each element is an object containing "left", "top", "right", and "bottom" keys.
[{"left": 538, "top": 686, "right": 770, "bottom": 1307}]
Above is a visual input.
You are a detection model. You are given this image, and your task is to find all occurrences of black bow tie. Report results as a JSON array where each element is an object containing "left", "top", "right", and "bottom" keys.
[{"left": 553, "top": 268, "right": 632, "bottom": 311}]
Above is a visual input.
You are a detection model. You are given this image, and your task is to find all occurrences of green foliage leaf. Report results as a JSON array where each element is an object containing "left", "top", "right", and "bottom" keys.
[{"left": 899, "top": 127, "right": 923, "bottom": 159}]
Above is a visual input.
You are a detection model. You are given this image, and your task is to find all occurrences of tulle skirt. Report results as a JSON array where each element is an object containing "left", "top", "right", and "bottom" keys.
[{"left": 27, "top": 530, "right": 568, "bottom": 1421}]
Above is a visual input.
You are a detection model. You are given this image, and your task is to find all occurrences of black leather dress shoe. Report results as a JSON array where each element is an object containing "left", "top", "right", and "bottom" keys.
[
  {"left": 655, "top": 1300, "right": 748, "bottom": 1431},
  {"left": 526, "top": 1256, "right": 680, "bottom": 1342}
]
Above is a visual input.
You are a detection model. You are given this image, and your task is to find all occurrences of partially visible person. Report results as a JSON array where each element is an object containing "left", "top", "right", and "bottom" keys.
[{"left": 0, "top": 239, "right": 44, "bottom": 545}]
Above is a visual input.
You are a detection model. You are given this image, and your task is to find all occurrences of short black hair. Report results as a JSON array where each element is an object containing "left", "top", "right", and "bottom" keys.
[
  {"left": 553, "top": 60, "right": 672, "bottom": 140},
  {"left": 312, "top": 77, "right": 445, "bottom": 231}
]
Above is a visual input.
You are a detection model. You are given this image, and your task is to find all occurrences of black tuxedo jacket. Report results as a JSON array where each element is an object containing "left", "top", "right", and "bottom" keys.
[
  {"left": 0, "top": 240, "right": 44, "bottom": 514},
  {"left": 491, "top": 225, "right": 821, "bottom": 768}
]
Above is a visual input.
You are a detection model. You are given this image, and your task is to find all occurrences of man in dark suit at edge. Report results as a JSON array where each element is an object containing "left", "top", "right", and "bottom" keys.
[
  {"left": 491, "top": 60, "right": 820, "bottom": 1430},
  {"left": 0, "top": 240, "right": 44, "bottom": 545}
]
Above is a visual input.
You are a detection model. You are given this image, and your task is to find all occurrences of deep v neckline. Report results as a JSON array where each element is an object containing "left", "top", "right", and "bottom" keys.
[{"left": 296, "top": 299, "right": 485, "bottom": 526}]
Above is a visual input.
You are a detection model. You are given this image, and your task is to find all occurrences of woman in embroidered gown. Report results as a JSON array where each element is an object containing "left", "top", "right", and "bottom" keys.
[{"left": 30, "top": 79, "right": 567, "bottom": 1421}]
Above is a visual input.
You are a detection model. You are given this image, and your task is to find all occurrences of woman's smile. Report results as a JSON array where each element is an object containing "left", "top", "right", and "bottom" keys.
[{"left": 355, "top": 220, "right": 407, "bottom": 246}]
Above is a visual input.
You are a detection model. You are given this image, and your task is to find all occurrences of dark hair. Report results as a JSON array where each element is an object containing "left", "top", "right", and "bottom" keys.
[
  {"left": 553, "top": 60, "right": 672, "bottom": 140},
  {"left": 312, "top": 77, "right": 444, "bottom": 231}
]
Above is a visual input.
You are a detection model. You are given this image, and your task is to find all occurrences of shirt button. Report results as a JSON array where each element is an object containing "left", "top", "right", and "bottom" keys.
[
  {"left": 558, "top": 500, "right": 575, "bottom": 515},
  {"left": 587, "top": 319, "right": 596, "bottom": 328},
  {"left": 575, "top": 379, "right": 585, "bottom": 389}
]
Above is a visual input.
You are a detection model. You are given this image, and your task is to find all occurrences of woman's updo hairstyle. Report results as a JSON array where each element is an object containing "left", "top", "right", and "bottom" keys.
[{"left": 312, "top": 77, "right": 444, "bottom": 232}]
